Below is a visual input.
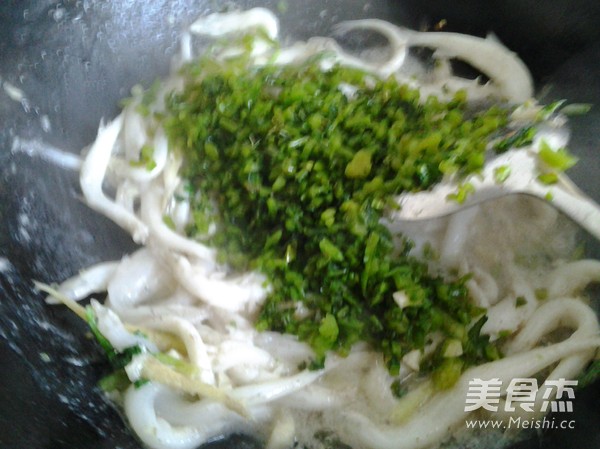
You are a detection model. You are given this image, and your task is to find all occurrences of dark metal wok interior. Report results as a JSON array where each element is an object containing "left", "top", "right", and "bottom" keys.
[{"left": 1, "top": 1, "right": 599, "bottom": 448}]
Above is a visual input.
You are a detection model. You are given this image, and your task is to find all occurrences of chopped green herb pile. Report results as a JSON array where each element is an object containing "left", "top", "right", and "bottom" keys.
[{"left": 162, "top": 51, "right": 508, "bottom": 380}]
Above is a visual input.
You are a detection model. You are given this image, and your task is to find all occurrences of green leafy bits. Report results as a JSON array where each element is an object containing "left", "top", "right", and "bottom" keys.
[
  {"left": 129, "top": 144, "right": 157, "bottom": 171},
  {"left": 538, "top": 139, "right": 578, "bottom": 171},
  {"left": 493, "top": 165, "right": 511, "bottom": 184},
  {"left": 161, "top": 53, "right": 511, "bottom": 381},
  {"left": 494, "top": 126, "right": 536, "bottom": 154}
]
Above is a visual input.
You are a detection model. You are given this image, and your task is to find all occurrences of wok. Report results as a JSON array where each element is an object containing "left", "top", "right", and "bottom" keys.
[{"left": 1, "top": 1, "right": 599, "bottom": 448}]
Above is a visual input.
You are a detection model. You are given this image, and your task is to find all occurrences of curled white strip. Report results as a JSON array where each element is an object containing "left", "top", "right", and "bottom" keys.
[
  {"left": 110, "top": 127, "right": 170, "bottom": 183},
  {"left": 114, "top": 179, "right": 140, "bottom": 213},
  {"left": 144, "top": 315, "right": 215, "bottom": 385},
  {"left": 106, "top": 247, "right": 176, "bottom": 313},
  {"left": 545, "top": 259, "right": 600, "bottom": 298},
  {"left": 495, "top": 298, "right": 599, "bottom": 420},
  {"left": 91, "top": 300, "right": 158, "bottom": 353},
  {"left": 189, "top": 7, "right": 279, "bottom": 41},
  {"left": 333, "top": 19, "right": 408, "bottom": 78},
  {"left": 405, "top": 27, "right": 533, "bottom": 102},
  {"left": 505, "top": 298, "right": 599, "bottom": 354},
  {"left": 140, "top": 184, "right": 217, "bottom": 263},
  {"left": 214, "top": 340, "right": 275, "bottom": 373},
  {"left": 465, "top": 267, "right": 500, "bottom": 308},
  {"left": 332, "top": 19, "right": 533, "bottom": 102},
  {"left": 124, "top": 383, "right": 208, "bottom": 449},
  {"left": 79, "top": 115, "right": 149, "bottom": 243},
  {"left": 231, "top": 369, "right": 325, "bottom": 406},
  {"left": 278, "top": 384, "right": 340, "bottom": 410},
  {"left": 173, "top": 254, "right": 267, "bottom": 313},
  {"left": 122, "top": 104, "right": 149, "bottom": 160},
  {"left": 343, "top": 336, "right": 600, "bottom": 449},
  {"left": 45, "top": 261, "right": 118, "bottom": 304}
]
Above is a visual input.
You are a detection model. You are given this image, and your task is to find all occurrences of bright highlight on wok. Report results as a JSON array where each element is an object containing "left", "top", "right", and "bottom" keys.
[{"left": 41, "top": 8, "right": 600, "bottom": 449}]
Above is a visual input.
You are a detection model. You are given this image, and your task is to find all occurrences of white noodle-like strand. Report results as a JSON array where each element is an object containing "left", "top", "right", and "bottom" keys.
[
  {"left": 343, "top": 336, "right": 600, "bottom": 449},
  {"left": 45, "top": 261, "right": 118, "bottom": 304},
  {"left": 333, "top": 19, "right": 533, "bottom": 102},
  {"left": 106, "top": 247, "right": 176, "bottom": 312},
  {"left": 110, "top": 128, "right": 169, "bottom": 183},
  {"left": 189, "top": 8, "right": 279, "bottom": 41},
  {"left": 145, "top": 315, "right": 215, "bottom": 385},
  {"left": 91, "top": 300, "right": 158, "bottom": 352},
  {"left": 79, "top": 115, "right": 149, "bottom": 243},
  {"left": 545, "top": 259, "right": 600, "bottom": 297},
  {"left": 231, "top": 369, "right": 325, "bottom": 406},
  {"left": 333, "top": 19, "right": 408, "bottom": 77},
  {"left": 140, "top": 184, "right": 217, "bottom": 262},
  {"left": 173, "top": 255, "right": 268, "bottom": 313},
  {"left": 124, "top": 383, "right": 210, "bottom": 449}
]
